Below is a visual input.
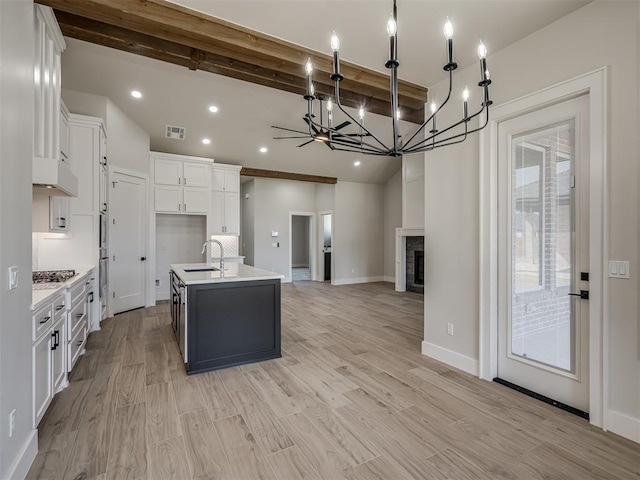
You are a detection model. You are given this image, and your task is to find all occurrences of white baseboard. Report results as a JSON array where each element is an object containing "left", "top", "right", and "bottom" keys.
[
  {"left": 421, "top": 341, "right": 479, "bottom": 376},
  {"left": 333, "top": 276, "right": 385, "bottom": 286},
  {"left": 156, "top": 291, "right": 169, "bottom": 301},
  {"left": 282, "top": 277, "right": 292, "bottom": 284},
  {"left": 383, "top": 276, "right": 395, "bottom": 283},
  {"left": 607, "top": 410, "right": 640, "bottom": 443},
  {"left": 5, "top": 429, "right": 38, "bottom": 480}
]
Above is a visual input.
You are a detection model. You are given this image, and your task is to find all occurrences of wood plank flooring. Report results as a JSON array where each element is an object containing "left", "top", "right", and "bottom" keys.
[{"left": 27, "top": 281, "right": 639, "bottom": 480}]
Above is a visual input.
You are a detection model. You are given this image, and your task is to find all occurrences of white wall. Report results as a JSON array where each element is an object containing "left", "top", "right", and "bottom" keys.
[
  {"left": 423, "top": 0, "right": 639, "bottom": 438},
  {"left": 155, "top": 214, "right": 206, "bottom": 300},
  {"left": 333, "top": 181, "right": 385, "bottom": 284},
  {"left": 0, "top": 2, "right": 37, "bottom": 478},
  {"left": 241, "top": 180, "right": 255, "bottom": 266},
  {"left": 402, "top": 155, "right": 425, "bottom": 229},
  {"left": 291, "top": 215, "right": 310, "bottom": 267},
  {"left": 384, "top": 170, "right": 402, "bottom": 281},
  {"left": 62, "top": 89, "right": 107, "bottom": 120}
]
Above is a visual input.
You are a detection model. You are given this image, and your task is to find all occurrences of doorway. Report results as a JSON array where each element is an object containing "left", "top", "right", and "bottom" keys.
[
  {"left": 109, "top": 168, "right": 148, "bottom": 315},
  {"left": 291, "top": 214, "right": 312, "bottom": 281}
]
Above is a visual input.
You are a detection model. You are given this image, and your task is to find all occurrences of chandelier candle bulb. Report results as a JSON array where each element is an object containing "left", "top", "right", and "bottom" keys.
[
  {"left": 387, "top": 14, "right": 398, "bottom": 64},
  {"left": 444, "top": 18, "right": 454, "bottom": 67},
  {"left": 430, "top": 101, "right": 437, "bottom": 133},
  {"left": 304, "top": 58, "right": 313, "bottom": 98},
  {"left": 477, "top": 41, "right": 489, "bottom": 84},
  {"left": 330, "top": 32, "right": 342, "bottom": 79},
  {"left": 462, "top": 86, "right": 469, "bottom": 119}
]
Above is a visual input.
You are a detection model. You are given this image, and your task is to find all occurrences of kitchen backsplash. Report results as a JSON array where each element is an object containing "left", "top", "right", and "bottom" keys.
[{"left": 210, "top": 235, "right": 239, "bottom": 257}]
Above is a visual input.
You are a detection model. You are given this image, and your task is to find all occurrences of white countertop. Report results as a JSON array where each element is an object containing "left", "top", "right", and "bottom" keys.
[
  {"left": 171, "top": 262, "right": 283, "bottom": 285},
  {"left": 31, "top": 265, "right": 97, "bottom": 310}
]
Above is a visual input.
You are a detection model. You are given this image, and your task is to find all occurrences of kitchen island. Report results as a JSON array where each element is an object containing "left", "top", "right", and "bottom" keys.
[{"left": 170, "top": 262, "right": 283, "bottom": 375}]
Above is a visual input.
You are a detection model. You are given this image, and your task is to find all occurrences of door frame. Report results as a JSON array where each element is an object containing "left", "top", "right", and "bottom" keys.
[
  {"left": 288, "top": 211, "right": 316, "bottom": 283},
  {"left": 107, "top": 166, "right": 151, "bottom": 317},
  {"left": 479, "top": 68, "right": 608, "bottom": 428},
  {"left": 318, "top": 210, "right": 334, "bottom": 283}
]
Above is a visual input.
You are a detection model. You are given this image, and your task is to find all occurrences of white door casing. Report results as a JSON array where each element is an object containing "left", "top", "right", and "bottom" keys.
[
  {"left": 109, "top": 168, "right": 148, "bottom": 315},
  {"left": 479, "top": 68, "right": 608, "bottom": 428}
]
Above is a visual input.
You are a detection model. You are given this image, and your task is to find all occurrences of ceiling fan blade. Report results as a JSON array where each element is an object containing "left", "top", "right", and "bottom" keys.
[
  {"left": 273, "top": 135, "right": 309, "bottom": 139},
  {"left": 325, "top": 141, "right": 335, "bottom": 150},
  {"left": 297, "top": 139, "right": 315, "bottom": 148},
  {"left": 333, "top": 121, "right": 351, "bottom": 131},
  {"left": 271, "top": 125, "right": 308, "bottom": 134}
]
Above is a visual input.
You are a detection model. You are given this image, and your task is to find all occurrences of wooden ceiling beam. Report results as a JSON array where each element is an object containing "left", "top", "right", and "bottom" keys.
[
  {"left": 240, "top": 167, "right": 337, "bottom": 185},
  {"left": 40, "top": 0, "right": 428, "bottom": 123}
]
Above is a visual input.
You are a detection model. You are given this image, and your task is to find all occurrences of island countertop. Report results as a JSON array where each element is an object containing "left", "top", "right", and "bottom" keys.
[{"left": 170, "top": 262, "right": 284, "bottom": 285}]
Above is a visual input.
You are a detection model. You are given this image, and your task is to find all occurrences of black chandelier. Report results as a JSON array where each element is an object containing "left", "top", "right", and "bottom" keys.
[{"left": 298, "top": 0, "right": 492, "bottom": 157}]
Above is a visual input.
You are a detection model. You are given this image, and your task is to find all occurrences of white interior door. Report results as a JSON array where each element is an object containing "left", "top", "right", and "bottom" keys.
[
  {"left": 497, "top": 95, "right": 590, "bottom": 413},
  {"left": 110, "top": 170, "right": 147, "bottom": 314}
]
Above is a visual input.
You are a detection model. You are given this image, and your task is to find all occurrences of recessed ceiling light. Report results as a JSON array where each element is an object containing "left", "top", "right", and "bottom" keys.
[
  {"left": 131, "top": 90, "right": 142, "bottom": 99},
  {"left": 202, "top": 138, "right": 211, "bottom": 145},
  {"left": 354, "top": 160, "right": 361, "bottom": 167},
  {"left": 259, "top": 147, "right": 268, "bottom": 153},
  {"left": 208, "top": 105, "right": 219, "bottom": 113}
]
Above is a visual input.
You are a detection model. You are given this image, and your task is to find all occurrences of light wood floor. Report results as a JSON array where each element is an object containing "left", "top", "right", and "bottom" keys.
[{"left": 28, "top": 281, "right": 639, "bottom": 480}]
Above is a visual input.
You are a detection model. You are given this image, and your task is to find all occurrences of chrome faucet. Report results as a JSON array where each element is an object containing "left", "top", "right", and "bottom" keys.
[{"left": 201, "top": 239, "right": 224, "bottom": 272}]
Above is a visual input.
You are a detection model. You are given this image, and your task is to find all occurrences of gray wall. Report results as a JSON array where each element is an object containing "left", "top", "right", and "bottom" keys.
[
  {"left": 155, "top": 214, "right": 206, "bottom": 300},
  {"left": 0, "top": 2, "right": 36, "bottom": 477},
  {"left": 240, "top": 180, "right": 255, "bottom": 266},
  {"left": 291, "top": 215, "right": 310, "bottom": 267},
  {"left": 423, "top": 1, "right": 639, "bottom": 433},
  {"left": 333, "top": 181, "right": 385, "bottom": 284},
  {"left": 384, "top": 169, "right": 402, "bottom": 281}
]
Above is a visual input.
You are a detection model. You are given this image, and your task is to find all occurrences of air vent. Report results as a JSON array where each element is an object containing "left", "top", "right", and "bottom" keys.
[{"left": 165, "top": 125, "right": 185, "bottom": 140}]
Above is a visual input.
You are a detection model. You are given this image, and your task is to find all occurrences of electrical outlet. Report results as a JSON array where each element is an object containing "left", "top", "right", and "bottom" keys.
[
  {"left": 9, "top": 409, "right": 15, "bottom": 437},
  {"left": 155, "top": 279, "right": 160, "bottom": 287},
  {"left": 447, "top": 323, "right": 454, "bottom": 336}
]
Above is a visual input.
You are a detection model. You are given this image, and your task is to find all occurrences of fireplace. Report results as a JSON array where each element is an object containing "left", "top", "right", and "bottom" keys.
[{"left": 405, "top": 236, "right": 424, "bottom": 294}]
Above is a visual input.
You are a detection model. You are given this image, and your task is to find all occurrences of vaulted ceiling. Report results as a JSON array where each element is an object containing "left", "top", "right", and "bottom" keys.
[{"left": 42, "top": 0, "right": 592, "bottom": 184}]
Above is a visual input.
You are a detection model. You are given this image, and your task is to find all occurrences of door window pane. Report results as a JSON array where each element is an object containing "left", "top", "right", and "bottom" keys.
[{"left": 510, "top": 122, "right": 574, "bottom": 372}]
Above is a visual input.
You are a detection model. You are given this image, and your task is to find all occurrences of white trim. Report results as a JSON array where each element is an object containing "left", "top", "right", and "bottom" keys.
[
  {"left": 422, "top": 341, "right": 479, "bottom": 376},
  {"left": 333, "top": 276, "right": 386, "bottom": 286},
  {"left": 5, "top": 429, "right": 38, "bottom": 480},
  {"left": 317, "top": 210, "right": 334, "bottom": 283},
  {"left": 149, "top": 150, "right": 213, "bottom": 164},
  {"left": 36, "top": 5, "right": 66, "bottom": 53},
  {"left": 479, "top": 68, "right": 608, "bottom": 429},
  {"left": 607, "top": 410, "right": 640, "bottom": 443},
  {"left": 383, "top": 276, "right": 396, "bottom": 283},
  {"left": 395, "top": 227, "right": 425, "bottom": 292}
]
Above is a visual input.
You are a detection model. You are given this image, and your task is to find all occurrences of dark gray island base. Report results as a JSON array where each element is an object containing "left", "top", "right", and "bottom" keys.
[
  {"left": 170, "top": 263, "right": 283, "bottom": 375},
  {"left": 187, "top": 279, "right": 281, "bottom": 374}
]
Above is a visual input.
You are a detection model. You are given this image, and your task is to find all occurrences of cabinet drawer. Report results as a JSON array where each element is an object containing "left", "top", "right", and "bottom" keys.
[
  {"left": 33, "top": 303, "right": 53, "bottom": 342},
  {"left": 53, "top": 294, "right": 66, "bottom": 321},
  {"left": 68, "top": 325, "right": 86, "bottom": 371},
  {"left": 69, "top": 299, "right": 86, "bottom": 338},
  {"left": 69, "top": 277, "right": 87, "bottom": 306}
]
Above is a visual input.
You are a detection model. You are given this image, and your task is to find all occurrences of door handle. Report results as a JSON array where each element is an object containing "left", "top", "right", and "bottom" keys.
[
  {"left": 568, "top": 290, "right": 589, "bottom": 300},
  {"left": 141, "top": 257, "right": 147, "bottom": 261}
]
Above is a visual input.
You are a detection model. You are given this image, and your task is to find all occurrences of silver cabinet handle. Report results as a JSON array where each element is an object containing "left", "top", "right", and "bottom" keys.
[
  {"left": 178, "top": 177, "right": 181, "bottom": 184},
  {"left": 178, "top": 204, "right": 181, "bottom": 211},
  {"left": 76, "top": 340, "right": 83, "bottom": 347},
  {"left": 183, "top": 177, "right": 187, "bottom": 185},
  {"left": 183, "top": 204, "right": 187, "bottom": 212},
  {"left": 39, "top": 316, "right": 51, "bottom": 324},
  {"left": 55, "top": 304, "right": 65, "bottom": 311},
  {"left": 75, "top": 313, "right": 83, "bottom": 319}
]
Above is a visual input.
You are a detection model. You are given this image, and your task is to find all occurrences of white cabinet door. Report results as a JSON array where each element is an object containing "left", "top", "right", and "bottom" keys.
[
  {"left": 68, "top": 122, "right": 98, "bottom": 215},
  {"left": 155, "top": 185, "right": 182, "bottom": 213},
  {"left": 52, "top": 318, "right": 66, "bottom": 393},
  {"left": 99, "top": 126, "right": 107, "bottom": 167},
  {"left": 183, "top": 187, "right": 208, "bottom": 214},
  {"left": 211, "top": 168, "right": 225, "bottom": 191},
  {"left": 183, "top": 162, "right": 209, "bottom": 188},
  {"left": 224, "top": 192, "right": 239, "bottom": 234},
  {"left": 60, "top": 110, "right": 69, "bottom": 162},
  {"left": 154, "top": 158, "right": 182, "bottom": 186},
  {"left": 210, "top": 190, "right": 225, "bottom": 233},
  {"left": 224, "top": 170, "right": 240, "bottom": 192},
  {"left": 99, "top": 164, "right": 107, "bottom": 213},
  {"left": 33, "top": 331, "right": 53, "bottom": 427},
  {"left": 49, "top": 196, "right": 70, "bottom": 232}
]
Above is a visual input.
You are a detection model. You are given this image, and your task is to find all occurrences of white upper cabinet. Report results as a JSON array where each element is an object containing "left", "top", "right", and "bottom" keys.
[
  {"left": 209, "top": 164, "right": 241, "bottom": 235},
  {"left": 211, "top": 165, "right": 240, "bottom": 192},
  {"left": 60, "top": 101, "right": 70, "bottom": 163},
  {"left": 68, "top": 115, "right": 104, "bottom": 215},
  {"left": 151, "top": 152, "right": 212, "bottom": 214}
]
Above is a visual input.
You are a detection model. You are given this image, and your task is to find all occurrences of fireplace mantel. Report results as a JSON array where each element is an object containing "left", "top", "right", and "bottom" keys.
[{"left": 395, "top": 228, "right": 425, "bottom": 292}]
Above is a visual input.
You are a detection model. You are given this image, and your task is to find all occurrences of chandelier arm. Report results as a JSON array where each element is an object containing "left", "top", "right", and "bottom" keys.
[
  {"left": 402, "top": 70, "right": 454, "bottom": 150},
  {"left": 331, "top": 146, "right": 392, "bottom": 156},
  {"left": 333, "top": 81, "right": 390, "bottom": 150},
  {"left": 404, "top": 104, "right": 485, "bottom": 152},
  {"left": 328, "top": 135, "right": 389, "bottom": 154},
  {"left": 390, "top": 67, "right": 400, "bottom": 154},
  {"left": 407, "top": 106, "right": 489, "bottom": 153}
]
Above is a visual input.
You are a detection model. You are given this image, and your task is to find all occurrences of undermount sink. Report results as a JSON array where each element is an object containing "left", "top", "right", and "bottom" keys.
[{"left": 183, "top": 267, "right": 220, "bottom": 272}]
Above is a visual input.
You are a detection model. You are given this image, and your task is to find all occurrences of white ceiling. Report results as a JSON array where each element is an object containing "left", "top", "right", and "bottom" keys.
[{"left": 60, "top": 0, "right": 591, "bottom": 184}]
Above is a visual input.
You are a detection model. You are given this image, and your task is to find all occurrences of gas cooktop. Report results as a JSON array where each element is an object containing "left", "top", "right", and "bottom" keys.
[{"left": 32, "top": 269, "right": 76, "bottom": 284}]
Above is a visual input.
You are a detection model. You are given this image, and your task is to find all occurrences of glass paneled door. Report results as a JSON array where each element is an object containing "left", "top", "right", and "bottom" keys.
[{"left": 497, "top": 95, "right": 590, "bottom": 413}]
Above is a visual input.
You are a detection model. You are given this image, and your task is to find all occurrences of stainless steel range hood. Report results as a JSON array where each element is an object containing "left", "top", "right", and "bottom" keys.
[{"left": 33, "top": 157, "right": 78, "bottom": 197}]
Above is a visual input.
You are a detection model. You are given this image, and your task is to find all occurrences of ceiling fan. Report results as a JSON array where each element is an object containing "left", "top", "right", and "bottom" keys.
[{"left": 272, "top": 94, "right": 369, "bottom": 149}]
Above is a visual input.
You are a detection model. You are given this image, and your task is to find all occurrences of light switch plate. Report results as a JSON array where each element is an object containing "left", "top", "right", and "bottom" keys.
[
  {"left": 8, "top": 266, "right": 18, "bottom": 290},
  {"left": 609, "top": 260, "right": 630, "bottom": 279},
  {"left": 271, "top": 231, "right": 279, "bottom": 237}
]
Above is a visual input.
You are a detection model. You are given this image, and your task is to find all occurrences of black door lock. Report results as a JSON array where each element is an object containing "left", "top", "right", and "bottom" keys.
[{"left": 568, "top": 290, "right": 589, "bottom": 300}]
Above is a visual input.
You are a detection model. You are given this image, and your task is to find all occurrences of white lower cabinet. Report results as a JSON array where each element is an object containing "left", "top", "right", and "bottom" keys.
[
  {"left": 32, "top": 329, "right": 53, "bottom": 428},
  {"left": 52, "top": 316, "right": 66, "bottom": 393}
]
